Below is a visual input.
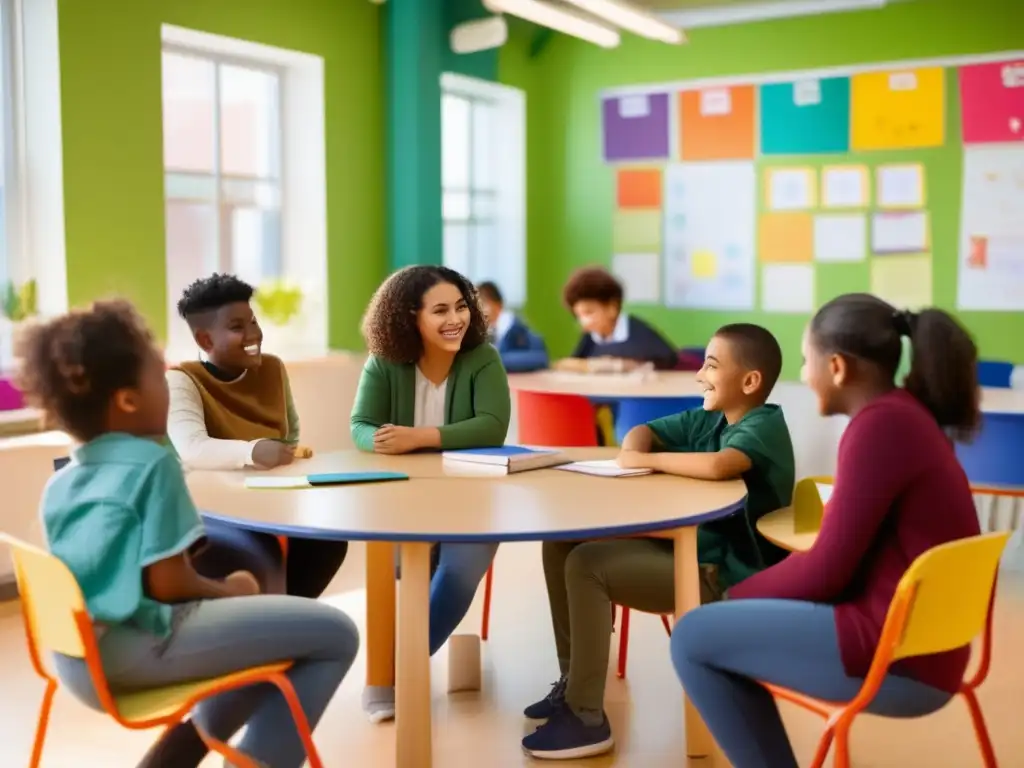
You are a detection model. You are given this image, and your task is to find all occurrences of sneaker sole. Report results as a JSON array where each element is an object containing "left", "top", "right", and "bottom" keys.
[{"left": 523, "top": 737, "right": 614, "bottom": 760}]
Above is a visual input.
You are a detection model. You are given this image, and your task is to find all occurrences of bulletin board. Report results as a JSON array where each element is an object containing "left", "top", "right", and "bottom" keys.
[{"left": 599, "top": 52, "right": 1024, "bottom": 314}]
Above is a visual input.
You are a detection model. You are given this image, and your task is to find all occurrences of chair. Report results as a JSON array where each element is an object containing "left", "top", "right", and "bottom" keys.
[
  {"left": 977, "top": 360, "right": 1014, "bottom": 389},
  {"left": 760, "top": 531, "right": 1009, "bottom": 768},
  {"left": 0, "top": 533, "right": 324, "bottom": 768},
  {"left": 614, "top": 396, "right": 703, "bottom": 444}
]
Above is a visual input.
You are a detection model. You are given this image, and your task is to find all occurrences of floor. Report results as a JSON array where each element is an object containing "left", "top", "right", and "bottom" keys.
[{"left": 1, "top": 542, "right": 1021, "bottom": 767}]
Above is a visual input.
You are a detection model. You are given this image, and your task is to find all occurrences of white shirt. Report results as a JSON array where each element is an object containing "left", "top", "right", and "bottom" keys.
[
  {"left": 590, "top": 312, "right": 630, "bottom": 345},
  {"left": 414, "top": 367, "right": 448, "bottom": 429},
  {"left": 166, "top": 369, "right": 262, "bottom": 469},
  {"left": 493, "top": 310, "right": 515, "bottom": 346}
]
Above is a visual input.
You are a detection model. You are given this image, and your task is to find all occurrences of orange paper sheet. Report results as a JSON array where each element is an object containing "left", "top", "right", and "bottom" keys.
[
  {"left": 679, "top": 85, "right": 756, "bottom": 161},
  {"left": 758, "top": 213, "right": 814, "bottom": 263},
  {"left": 616, "top": 168, "right": 662, "bottom": 209}
]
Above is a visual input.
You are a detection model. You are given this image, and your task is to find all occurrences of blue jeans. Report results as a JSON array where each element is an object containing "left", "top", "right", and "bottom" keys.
[
  {"left": 670, "top": 600, "right": 953, "bottom": 768},
  {"left": 425, "top": 543, "right": 498, "bottom": 655},
  {"left": 53, "top": 596, "right": 359, "bottom": 768}
]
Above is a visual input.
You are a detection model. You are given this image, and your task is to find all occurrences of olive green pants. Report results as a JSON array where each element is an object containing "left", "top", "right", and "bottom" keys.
[{"left": 542, "top": 538, "right": 724, "bottom": 714}]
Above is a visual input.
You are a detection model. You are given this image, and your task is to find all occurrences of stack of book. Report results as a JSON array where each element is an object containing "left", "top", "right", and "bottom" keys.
[{"left": 441, "top": 446, "right": 569, "bottom": 474}]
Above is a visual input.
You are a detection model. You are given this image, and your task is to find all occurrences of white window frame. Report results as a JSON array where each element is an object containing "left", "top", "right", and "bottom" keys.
[
  {"left": 441, "top": 73, "right": 526, "bottom": 308},
  {"left": 161, "top": 25, "right": 328, "bottom": 360}
]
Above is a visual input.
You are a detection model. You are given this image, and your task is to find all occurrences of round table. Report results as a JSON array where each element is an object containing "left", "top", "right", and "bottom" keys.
[
  {"left": 186, "top": 448, "right": 746, "bottom": 768},
  {"left": 756, "top": 507, "right": 817, "bottom": 553}
]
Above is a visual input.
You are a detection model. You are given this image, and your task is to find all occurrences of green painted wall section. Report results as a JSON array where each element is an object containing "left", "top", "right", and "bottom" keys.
[
  {"left": 58, "top": 0, "right": 385, "bottom": 349},
  {"left": 500, "top": 0, "right": 1024, "bottom": 380}
]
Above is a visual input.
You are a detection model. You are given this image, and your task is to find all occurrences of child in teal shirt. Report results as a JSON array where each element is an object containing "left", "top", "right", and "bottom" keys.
[{"left": 19, "top": 300, "right": 358, "bottom": 768}]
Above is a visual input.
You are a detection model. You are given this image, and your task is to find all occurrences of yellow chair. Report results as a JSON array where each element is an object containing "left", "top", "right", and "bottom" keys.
[
  {"left": 761, "top": 531, "right": 1009, "bottom": 768},
  {"left": 0, "top": 533, "right": 324, "bottom": 768}
]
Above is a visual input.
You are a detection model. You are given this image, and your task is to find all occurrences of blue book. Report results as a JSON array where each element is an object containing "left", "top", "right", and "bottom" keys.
[
  {"left": 442, "top": 445, "right": 569, "bottom": 473},
  {"left": 245, "top": 471, "right": 409, "bottom": 489}
]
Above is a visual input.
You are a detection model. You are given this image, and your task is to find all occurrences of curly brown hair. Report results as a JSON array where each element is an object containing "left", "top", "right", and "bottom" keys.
[
  {"left": 361, "top": 265, "right": 488, "bottom": 364},
  {"left": 15, "top": 300, "right": 156, "bottom": 441},
  {"left": 562, "top": 266, "right": 624, "bottom": 309}
]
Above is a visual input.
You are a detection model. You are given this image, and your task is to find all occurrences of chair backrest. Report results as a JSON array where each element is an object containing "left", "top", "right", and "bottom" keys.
[
  {"left": 889, "top": 532, "right": 1009, "bottom": 662},
  {"left": 977, "top": 360, "right": 1013, "bottom": 389},
  {"left": 0, "top": 532, "right": 87, "bottom": 658},
  {"left": 516, "top": 391, "right": 598, "bottom": 447}
]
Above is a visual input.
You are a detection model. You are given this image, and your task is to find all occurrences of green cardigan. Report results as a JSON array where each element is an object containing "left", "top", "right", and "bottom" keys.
[{"left": 350, "top": 343, "right": 511, "bottom": 452}]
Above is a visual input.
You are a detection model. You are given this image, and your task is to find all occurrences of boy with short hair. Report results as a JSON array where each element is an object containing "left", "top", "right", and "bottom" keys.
[
  {"left": 521, "top": 323, "right": 795, "bottom": 760},
  {"left": 477, "top": 280, "right": 549, "bottom": 372}
]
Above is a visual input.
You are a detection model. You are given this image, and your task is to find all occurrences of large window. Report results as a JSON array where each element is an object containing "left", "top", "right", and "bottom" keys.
[{"left": 441, "top": 74, "right": 525, "bottom": 306}]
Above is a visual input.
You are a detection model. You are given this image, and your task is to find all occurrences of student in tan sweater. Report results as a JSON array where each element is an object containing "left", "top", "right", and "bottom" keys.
[{"left": 154, "top": 274, "right": 348, "bottom": 768}]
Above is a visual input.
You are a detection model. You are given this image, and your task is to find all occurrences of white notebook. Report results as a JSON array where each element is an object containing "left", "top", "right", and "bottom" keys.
[{"left": 555, "top": 459, "right": 653, "bottom": 478}]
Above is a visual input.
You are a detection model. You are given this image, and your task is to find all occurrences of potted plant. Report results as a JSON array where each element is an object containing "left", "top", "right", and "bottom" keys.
[
  {"left": 252, "top": 280, "right": 304, "bottom": 351},
  {"left": 0, "top": 278, "right": 37, "bottom": 411}
]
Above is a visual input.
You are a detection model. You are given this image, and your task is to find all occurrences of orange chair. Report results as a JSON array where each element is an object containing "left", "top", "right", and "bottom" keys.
[
  {"left": 761, "top": 531, "right": 1009, "bottom": 768},
  {"left": 0, "top": 533, "right": 324, "bottom": 768}
]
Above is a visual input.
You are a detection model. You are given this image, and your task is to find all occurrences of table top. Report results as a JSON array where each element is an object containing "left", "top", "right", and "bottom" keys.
[
  {"left": 186, "top": 448, "right": 747, "bottom": 543},
  {"left": 756, "top": 506, "right": 817, "bottom": 553},
  {"left": 980, "top": 387, "right": 1024, "bottom": 415},
  {"left": 509, "top": 371, "right": 704, "bottom": 398}
]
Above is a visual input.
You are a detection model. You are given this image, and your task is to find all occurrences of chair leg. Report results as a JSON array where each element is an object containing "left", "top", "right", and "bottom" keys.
[
  {"left": 660, "top": 614, "right": 672, "bottom": 637},
  {"left": 481, "top": 564, "right": 494, "bottom": 641},
  {"left": 616, "top": 607, "right": 631, "bottom": 679},
  {"left": 807, "top": 724, "right": 836, "bottom": 768},
  {"left": 196, "top": 724, "right": 262, "bottom": 768},
  {"left": 28, "top": 679, "right": 57, "bottom": 768},
  {"left": 832, "top": 720, "right": 852, "bottom": 768},
  {"left": 961, "top": 688, "right": 999, "bottom": 767},
  {"left": 271, "top": 672, "right": 325, "bottom": 768}
]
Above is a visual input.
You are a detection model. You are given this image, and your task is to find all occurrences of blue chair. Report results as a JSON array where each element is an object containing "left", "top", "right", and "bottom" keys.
[
  {"left": 977, "top": 360, "right": 1014, "bottom": 389},
  {"left": 956, "top": 413, "right": 1024, "bottom": 487},
  {"left": 614, "top": 396, "right": 703, "bottom": 444}
]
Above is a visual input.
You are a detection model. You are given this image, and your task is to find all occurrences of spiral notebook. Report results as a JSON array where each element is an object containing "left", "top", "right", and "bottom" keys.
[{"left": 245, "top": 471, "right": 409, "bottom": 489}]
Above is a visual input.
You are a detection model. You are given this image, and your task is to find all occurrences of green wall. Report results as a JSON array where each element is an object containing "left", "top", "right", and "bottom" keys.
[
  {"left": 58, "top": 0, "right": 385, "bottom": 348},
  {"left": 501, "top": 0, "right": 1024, "bottom": 379}
]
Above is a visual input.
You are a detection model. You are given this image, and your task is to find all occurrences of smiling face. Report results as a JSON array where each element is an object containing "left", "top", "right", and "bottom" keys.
[
  {"left": 696, "top": 335, "right": 763, "bottom": 414},
  {"left": 572, "top": 299, "right": 619, "bottom": 338},
  {"left": 416, "top": 281, "right": 470, "bottom": 354},
  {"left": 195, "top": 301, "right": 264, "bottom": 374}
]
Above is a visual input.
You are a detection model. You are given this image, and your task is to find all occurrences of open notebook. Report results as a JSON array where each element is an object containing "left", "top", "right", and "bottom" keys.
[
  {"left": 245, "top": 471, "right": 409, "bottom": 489},
  {"left": 555, "top": 459, "right": 652, "bottom": 478}
]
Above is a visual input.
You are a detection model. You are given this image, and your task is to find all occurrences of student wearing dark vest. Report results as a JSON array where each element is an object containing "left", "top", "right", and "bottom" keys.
[
  {"left": 555, "top": 267, "right": 678, "bottom": 372},
  {"left": 476, "top": 281, "right": 549, "bottom": 373}
]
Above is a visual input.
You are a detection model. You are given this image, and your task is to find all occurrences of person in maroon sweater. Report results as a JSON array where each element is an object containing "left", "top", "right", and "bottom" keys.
[{"left": 669, "top": 293, "right": 982, "bottom": 768}]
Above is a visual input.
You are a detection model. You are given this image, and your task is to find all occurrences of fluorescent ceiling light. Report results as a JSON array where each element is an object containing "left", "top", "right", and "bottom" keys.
[
  {"left": 483, "top": 0, "right": 621, "bottom": 48},
  {"left": 659, "top": 0, "right": 887, "bottom": 29},
  {"left": 562, "top": 0, "right": 685, "bottom": 44}
]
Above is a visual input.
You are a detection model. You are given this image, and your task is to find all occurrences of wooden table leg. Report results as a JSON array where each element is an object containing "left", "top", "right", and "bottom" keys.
[
  {"left": 365, "top": 541, "right": 396, "bottom": 688},
  {"left": 673, "top": 526, "right": 712, "bottom": 759},
  {"left": 396, "top": 541, "right": 433, "bottom": 768}
]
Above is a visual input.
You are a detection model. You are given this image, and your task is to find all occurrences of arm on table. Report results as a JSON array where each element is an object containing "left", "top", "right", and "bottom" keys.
[
  {"left": 166, "top": 370, "right": 257, "bottom": 469},
  {"left": 436, "top": 351, "right": 511, "bottom": 450},
  {"left": 349, "top": 358, "right": 392, "bottom": 452}
]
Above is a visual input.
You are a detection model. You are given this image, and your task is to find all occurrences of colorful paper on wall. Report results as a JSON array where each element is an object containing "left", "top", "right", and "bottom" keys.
[
  {"left": 871, "top": 212, "right": 930, "bottom": 254},
  {"left": 821, "top": 166, "right": 869, "bottom": 208},
  {"left": 616, "top": 168, "right": 662, "bottom": 209},
  {"left": 678, "top": 86, "right": 756, "bottom": 161},
  {"left": 602, "top": 93, "right": 670, "bottom": 162},
  {"left": 758, "top": 213, "right": 814, "bottom": 263},
  {"left": 876, "top": 164, "right": 925, "bottom": 208},
  {"left": 663, "top": 161, "right": 756, "bottom": 310},
  {"left": 871, "top": 255, "right": 932, "bottom": 310},
  {"left": 851, "top": 67, "right": 945, "bottom": 150},
  {"left": 814, "top": 214, "right": 867, "bottom": 263},
  {"left": 957, "top": 146, "right": 1024, "bottom": 311},
  {"left": 760, "top": 77, "right": 851, "bottom": 155},
  {"left": 766, "top": 168, "right": 816, "bottom": 211},
  {"left": 613, "top": 210, "right": 661, "bottom": 253},
  {"left": 761, "top": 264, "right": 815, "bottom": 313},
  {"left": 612, "top": 253, "right": 660, "bottom": 303},
  {"left": 959, "top": 60, "right": 1024, "bottom": 145}
]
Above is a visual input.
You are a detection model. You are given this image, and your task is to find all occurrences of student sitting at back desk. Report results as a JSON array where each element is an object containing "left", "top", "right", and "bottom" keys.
[
  {"left": 554, "top": 267, "right": 678, "bottom": 373},
  {"left": 477, "top": 281, "right": 549, "bottom": 373}
]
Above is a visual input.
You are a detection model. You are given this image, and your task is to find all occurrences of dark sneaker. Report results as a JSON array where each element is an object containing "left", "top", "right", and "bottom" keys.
[
  {"left": 523, "top": 676, "right": 567, "bottom": 720},
  {"left": 522, "top": 707, "right": 614, "bottom": 760}
]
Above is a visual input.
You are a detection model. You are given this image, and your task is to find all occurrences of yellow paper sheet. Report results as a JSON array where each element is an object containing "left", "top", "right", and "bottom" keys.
[
  {"left": 851, "top": 68, "right": 945, "bottom": 150},
  {"left": 870, "top": 254, "right": 933, "bottom": 310},
  {"left": 613, "top": 210, "right": 662, "bottom": 253},
  {"left": 691, "top": 249, "right": 718, "bottom": 278},
  {"left": 758, "top": 213, "right": 814, "bottom": 263}
]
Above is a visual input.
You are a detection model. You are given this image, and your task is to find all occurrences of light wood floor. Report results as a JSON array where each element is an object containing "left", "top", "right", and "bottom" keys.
[{"left": 1, "top": 542, "right": 1021, "bottom": 767}]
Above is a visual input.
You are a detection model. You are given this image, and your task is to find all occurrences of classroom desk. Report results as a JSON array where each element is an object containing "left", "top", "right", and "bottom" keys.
[
  {"left": 756, "top": 507, "right": 817, "bottom": 553},
  {"left": 186, "top": 448, "right": 746, "bottom": 768}
]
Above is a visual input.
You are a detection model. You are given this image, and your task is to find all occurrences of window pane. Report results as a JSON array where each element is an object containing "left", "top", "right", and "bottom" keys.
[
  {"left": 227, "top": 205, "right": 282, "bottom": 284},
  {"left": 470, "top": 222, "right": 497, "bottom": 281},
  {"left": 220, "top": 64, "right": 280, "bottom": 178},
  {"left": 165, "top": 201, "right": 218, "bottom": 318},
  {"left": 221, "top": 178, "right": 281, "bottom": 207},
  {"left": 443, "top": 191, "right": 470, "bottom": 222},
  {"left": 165, "top": 172, "right": 217, "bottom": 202},
  {"left": 442, "top": 94, "right": 470, "bottom": 189},
  {"left": 472, "top": 192, "right": 496, "bottom": 221},
  {"left": 162, "top": 53, "right": 216, "bottom": 173},
  {"left": 443, "top": 224, "right": 470, "bottom": 277},
  {"left": 471, "top": 100, "right": 495, "bottom": 191}
]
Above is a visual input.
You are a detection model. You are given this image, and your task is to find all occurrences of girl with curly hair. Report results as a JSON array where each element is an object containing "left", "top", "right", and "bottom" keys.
[{"left": 350, "top": 265, "right": 511, "bottom": 722}]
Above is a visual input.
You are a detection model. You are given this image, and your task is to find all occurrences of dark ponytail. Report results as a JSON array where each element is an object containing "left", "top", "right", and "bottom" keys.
[{"left": 810, "top": 293, "right": 980, "bottom": 443}]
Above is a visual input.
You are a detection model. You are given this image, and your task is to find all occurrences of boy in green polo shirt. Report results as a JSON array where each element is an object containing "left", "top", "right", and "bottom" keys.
[{"left": 522, "top": 323, "right": 794, "bottom": 761}]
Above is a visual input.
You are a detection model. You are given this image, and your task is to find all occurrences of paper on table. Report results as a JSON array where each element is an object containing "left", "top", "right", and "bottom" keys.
[
  {"left": 871, "top": 254, "right": 932, "bottom": 310},
  {"left": 871, "top": 212, "right": 929, "bottom": 254},
  {"left": 555, "top": 460, "right": 653, "bottom": 478},
  {"left": 821, "top": 166, "right": 868, "bottom": 208},
  {"left": 761, "top": 263, "right": 815, "bottom": 313},
  {"left": 877, "top": 164, "right": 925, "bottom": 208},
  {"left": 813, "top": 214, "right": 867, "bottom": 262},
  {"left": 766, "top": 168, "right": 815, "bottom": 211},
  {"left": 612, "top": 253, "right": 660, "bottom": 303}
]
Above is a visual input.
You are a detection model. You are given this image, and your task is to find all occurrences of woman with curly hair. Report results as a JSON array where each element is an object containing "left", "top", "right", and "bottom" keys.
[{"left": 350, "top": 264, "right": 511, "bottom": 722}]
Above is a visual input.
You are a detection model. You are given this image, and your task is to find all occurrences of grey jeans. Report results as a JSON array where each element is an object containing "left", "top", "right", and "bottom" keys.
[{"left": 53, "top": 595, "right": 359, "bottom": 768}]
